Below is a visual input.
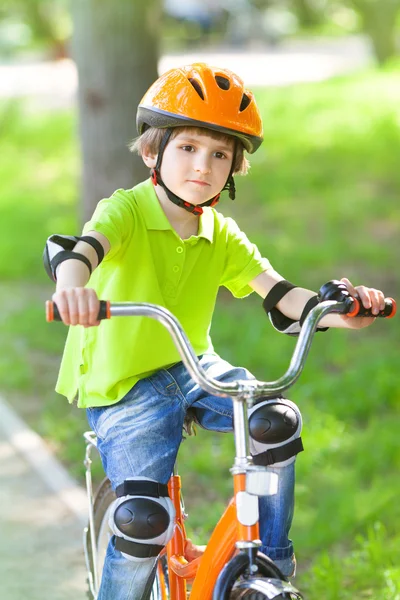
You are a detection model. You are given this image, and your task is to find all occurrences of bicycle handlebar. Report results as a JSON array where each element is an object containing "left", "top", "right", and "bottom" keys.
[{"left": 45, "top": 284, "right": 396, "bottom": 401}]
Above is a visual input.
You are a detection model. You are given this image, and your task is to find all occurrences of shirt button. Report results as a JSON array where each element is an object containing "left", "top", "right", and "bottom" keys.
[
  {"left": 173, "top": 265, "right": 180, "bottom": 273},
  {"left": 176, "top": 246, "right": 184, "bottom": 254}
]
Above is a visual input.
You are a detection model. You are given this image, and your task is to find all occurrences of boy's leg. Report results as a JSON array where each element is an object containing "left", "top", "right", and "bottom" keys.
[
  {"left": 86, "top": 371, "right": 187, "bottom": 600},
  {"left": 168, "top": 354, "right": 296, "bottom": 577},
  {"left": 258, "top": 463, "right": 296, "bottom": 576}
]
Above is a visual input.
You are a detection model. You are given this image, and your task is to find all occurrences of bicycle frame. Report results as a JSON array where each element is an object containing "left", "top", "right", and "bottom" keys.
[
  {"left": 167, "top": 470, "right": 237, "bottom": 599},
  {"left": 82, "top": 299, "right": 346, "bottom": 599}
]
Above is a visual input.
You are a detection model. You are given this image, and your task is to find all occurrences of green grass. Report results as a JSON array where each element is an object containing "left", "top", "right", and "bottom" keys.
[{"left": 1, "top": 64, "right": 400, "bottom": 597}]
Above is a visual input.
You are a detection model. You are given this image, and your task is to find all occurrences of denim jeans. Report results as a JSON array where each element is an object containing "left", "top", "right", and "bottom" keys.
[{"left": 87, "top": 354, "right": 296, "bottom": 600}]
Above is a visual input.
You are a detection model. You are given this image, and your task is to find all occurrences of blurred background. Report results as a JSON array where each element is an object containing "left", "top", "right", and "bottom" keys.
[{"left": 0, "top": 0, "right": 399, "bottom": 598}]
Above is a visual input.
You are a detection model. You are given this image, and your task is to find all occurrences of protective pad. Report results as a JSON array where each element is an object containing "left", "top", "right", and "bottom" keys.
[
  {"left": 248, "top": 398, "right": 303, "bottom": 467},
  {"left": 263, "top": 281, "right": 328, "bottom": 335},
  {"left": 43, "top": 234, "right": 104, "bottom": 281},
  {"left": 109, "top": 477, "right": 175, "bottom": 562}
]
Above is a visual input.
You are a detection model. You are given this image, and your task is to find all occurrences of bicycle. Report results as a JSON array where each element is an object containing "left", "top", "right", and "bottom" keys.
[{"left": 46, "top": 280, "right": 396, "bottom": 600}]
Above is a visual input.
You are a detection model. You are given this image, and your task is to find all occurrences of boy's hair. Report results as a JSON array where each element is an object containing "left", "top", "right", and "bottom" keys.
[{"left": 129, "top": 126, "right": 250, "bottom": 176}]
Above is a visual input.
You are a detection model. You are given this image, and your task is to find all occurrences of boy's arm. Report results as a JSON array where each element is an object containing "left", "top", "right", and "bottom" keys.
[
  {"left": 53, "top": 230, "right": 110, "bottom": 327},
  {"left": 249, "top": 270, "right": 385, "bottom": 330},
  {"left": 55, "top": 231, "right": 110, "bottom": 288}
]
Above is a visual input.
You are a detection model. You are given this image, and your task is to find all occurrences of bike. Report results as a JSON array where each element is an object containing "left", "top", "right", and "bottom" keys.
[{"left": 46, "top": 280, "right": 396, "bottom": 600}]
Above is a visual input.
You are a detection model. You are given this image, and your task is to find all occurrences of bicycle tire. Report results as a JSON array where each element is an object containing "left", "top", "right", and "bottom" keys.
[
  {"left": 85, "top": 477, "right": 169, "bottom": 600},
  {"left": 212, "top": 551, "right": 301, "bottom": 600}
]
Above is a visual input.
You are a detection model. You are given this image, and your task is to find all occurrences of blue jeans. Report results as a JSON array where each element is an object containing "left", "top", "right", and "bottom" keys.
[{"left": 87, "top": 354, "right": 296, "bottom": 600}]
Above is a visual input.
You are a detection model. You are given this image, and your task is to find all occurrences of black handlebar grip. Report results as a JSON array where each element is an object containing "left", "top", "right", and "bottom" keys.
[
  {"left": 347, "top": 297, "right": 396, "bottom": 319},
  {"left": 46, "top": 300, "right": 111, "bottom": 322}
]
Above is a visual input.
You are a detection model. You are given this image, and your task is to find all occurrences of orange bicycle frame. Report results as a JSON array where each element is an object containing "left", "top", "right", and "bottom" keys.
[{"left": 166, "top": 471, "right": 260, "bottom": 600}]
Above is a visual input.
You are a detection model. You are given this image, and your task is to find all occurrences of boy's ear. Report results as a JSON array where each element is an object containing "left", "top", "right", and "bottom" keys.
[{"left": 141, "top": 147, "right": 157, "bottom": 169}]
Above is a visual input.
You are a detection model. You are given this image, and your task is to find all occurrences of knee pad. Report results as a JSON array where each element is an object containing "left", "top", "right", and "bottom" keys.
[
  {"left": 109, "top": 477, "right": 175, "bottom": 562},
  {"left": 248, "top": 398, "right": 303, "bottom": 467}
]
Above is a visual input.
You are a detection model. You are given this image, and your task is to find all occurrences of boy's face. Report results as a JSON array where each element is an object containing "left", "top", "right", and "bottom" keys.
[{"left": 156, "top": 129, "right": 234, "bottom": 205}]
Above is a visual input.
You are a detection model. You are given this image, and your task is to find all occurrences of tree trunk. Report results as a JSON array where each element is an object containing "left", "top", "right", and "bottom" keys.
[
  {"left": 291, "top": 0, "right": 323, "bottom": 28},
  {"left": 351, "top": 0, "right": 400, "bottom": 65},
  {"left": 71, "top": 0, "right": 161, "bottom": 222}
]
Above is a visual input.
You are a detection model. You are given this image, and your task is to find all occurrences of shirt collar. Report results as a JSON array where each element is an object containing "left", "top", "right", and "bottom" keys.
[
  {"left": 136, "top": 178, "right": 214, "bottom": 242},
  {"left": 197, "top": 205, "right": 214, "bottom": 242}
]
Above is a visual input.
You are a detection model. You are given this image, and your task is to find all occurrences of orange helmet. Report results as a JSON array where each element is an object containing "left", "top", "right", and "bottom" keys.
[{"left": 137, "top": 63, "right": 263, "bottom": 153}]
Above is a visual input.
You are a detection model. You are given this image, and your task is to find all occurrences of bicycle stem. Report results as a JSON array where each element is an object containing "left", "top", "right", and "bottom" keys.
[{"left": 110, "top": 299, "right": 343, "bottom": 399}]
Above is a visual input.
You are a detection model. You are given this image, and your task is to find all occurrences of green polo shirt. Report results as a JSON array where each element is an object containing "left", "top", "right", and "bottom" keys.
[{"left": 55, "top": 178, "right": 272, "bottom": 408}]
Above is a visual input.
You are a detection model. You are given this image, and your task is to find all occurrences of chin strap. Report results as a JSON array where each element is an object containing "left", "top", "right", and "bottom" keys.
[{"left": 150, "top": 129, "right": 237, "bottom": 216}]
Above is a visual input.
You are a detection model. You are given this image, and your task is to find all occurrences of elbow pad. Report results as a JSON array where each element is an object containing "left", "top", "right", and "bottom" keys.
[
  {"left": 268, "top": 307, "right": 301, "bottom": 336},
  {"left": 263, "top": 280, "right": 328, "bottom": 336},
  {"left": 43, "top": 234, "right": 104, "bottom": 282},
  {"left": 263, "top": 280, "right": 300, "bottom": 336}
]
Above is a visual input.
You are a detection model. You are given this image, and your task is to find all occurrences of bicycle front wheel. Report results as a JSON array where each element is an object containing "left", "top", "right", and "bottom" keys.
[
  {"left": 85, "top": 477, "right": 169, "bottom": 600},
  {"left": 213, "top": 552, "right": 302, "bottom": 600}
]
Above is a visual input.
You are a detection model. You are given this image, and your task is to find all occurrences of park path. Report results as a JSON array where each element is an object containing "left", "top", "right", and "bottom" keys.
[
  {"left": 0, "top": 397, "right": 88, "bottom": 600},
  {"left": 0, "top": 35, "right": 372, "bottom": 110}
]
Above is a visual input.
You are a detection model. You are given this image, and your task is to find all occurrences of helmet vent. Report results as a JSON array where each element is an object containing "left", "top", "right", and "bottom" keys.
[
  {"left": 215, "top": 75, "right": 230, "bottom": 90},
  {"left": 188, "top": 78, "right": 205, "bottom": 100},
  {"left": 239, "top": 93, "right": 251, "bottom": 112}
]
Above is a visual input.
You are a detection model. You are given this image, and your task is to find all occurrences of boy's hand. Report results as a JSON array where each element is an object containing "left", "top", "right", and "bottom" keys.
[
  {"left": 52, "top": 287, "right": 101, "bottom": 327},
  {"left": 340, "top": 277, "right": 386, "bottom": 328}
]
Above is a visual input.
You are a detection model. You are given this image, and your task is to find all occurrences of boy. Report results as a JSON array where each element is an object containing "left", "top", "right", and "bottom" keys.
[{"left": 47, "top": 63, "right": 385, "bottom": 600}]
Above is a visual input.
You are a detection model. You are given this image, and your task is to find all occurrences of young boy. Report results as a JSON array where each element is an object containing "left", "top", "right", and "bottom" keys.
[{"left": 47, "top": 63, "right": 386, "bottom": 600}]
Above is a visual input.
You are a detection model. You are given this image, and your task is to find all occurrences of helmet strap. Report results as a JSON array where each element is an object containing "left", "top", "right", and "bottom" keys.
[
  {"left": 221, "top": 138, "right": 237, "bottom": 201},
  {"left": 151, "top": 129, "right": 237, "bottom": 215}
]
